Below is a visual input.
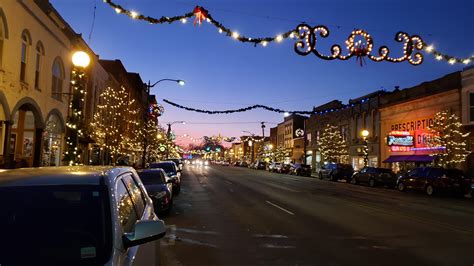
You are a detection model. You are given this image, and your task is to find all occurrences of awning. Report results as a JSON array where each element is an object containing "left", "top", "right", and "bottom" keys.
[{"left": 383, "top": 155, "right": 433, "bottom": 163}]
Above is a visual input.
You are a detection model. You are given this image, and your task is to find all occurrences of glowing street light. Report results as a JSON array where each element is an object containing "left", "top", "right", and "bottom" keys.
[{"left": 72, "top": 51, "right": 91, "bottom": 68}]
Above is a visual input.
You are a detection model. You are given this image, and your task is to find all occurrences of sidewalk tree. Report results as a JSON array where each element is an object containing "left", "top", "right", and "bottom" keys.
[
  {"left": 89, "top": 86, "right": 143, "bottom": 164},
  {"left": 428, "top": 110, "right": 471, "bottom": 167},
  {"left": 318, "top": 124, "right": 349, "bottom": 164}
]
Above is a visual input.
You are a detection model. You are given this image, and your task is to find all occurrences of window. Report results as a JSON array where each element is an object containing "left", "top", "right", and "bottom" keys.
[
  {"left": 20, "top": 30, "right": 31, "bottom": 82},
  {"left": 0, "top": 17, "right": 4, "bottom": 67},
  {"left": 470, "top": 92, "right": 474, "bottom": 122},
  {"left": 34, "top": 42, "right": 44, "bottom": 90},
  {"left": 122, "top": 174, "right": 145, "bottom": 217},
  {"left": 115, "top": 179, "right": 138, "bottom": 233},
  {"left": 51, "top": 57, "right": 64, "bottom": 100}
]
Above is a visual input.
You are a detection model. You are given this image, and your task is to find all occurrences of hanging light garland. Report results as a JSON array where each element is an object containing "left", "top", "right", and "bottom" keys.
[
  {"left": 163, "top": 97, "right": 373, "bottom": 115},
  {"left": 103, "top": 0, "right": 472, "bottom": 66}
]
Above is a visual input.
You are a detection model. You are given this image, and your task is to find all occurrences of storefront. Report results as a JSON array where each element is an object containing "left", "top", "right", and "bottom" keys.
[{"left": 380, "top": 86, "right": 461, "bottom": 173}]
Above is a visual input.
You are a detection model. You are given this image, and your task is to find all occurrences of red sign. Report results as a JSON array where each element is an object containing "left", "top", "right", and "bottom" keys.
[{"left": 391, "top": 146, "right": 411, "bottom": 152}]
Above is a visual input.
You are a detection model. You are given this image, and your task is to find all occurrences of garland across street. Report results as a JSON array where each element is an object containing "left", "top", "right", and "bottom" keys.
[{"left": 104, "top": 0, "right": 473, "bottom": 66}]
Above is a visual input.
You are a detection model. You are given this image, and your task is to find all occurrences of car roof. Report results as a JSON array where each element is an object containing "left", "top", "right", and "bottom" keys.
[
  {"left": 151, "top": 161, "right": 176, "bottom": 165},
  {"left": 137, "top": 168, "right": 165, "bottom": 173},
  {"left": 0, "top": 166, "right": 133, "bottom": 187}
]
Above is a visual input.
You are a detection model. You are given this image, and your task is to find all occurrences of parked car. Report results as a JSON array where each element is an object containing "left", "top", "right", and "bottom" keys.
[
  {"left": 268, "top": 162, "right": 282, "bottom": 172},
  {"left": 137, "top": 168, "right": 173, "bottom": 215},
  {"left": 251, "top": 161, "right": 266, "bottom": 170},
  {"left": 240, "top": 161, "right": 249, "bottom": 167},
  {"left": 221, "top": 161, "right": 230, "bottom": 166},
  {"left": 318, "top": 163, "right": 354, "bottom": 181},
  {"left": 275, "top": 163, "right": 292, "bottom": 174},
  {"left": 351, "top": 167, "right": 397, "bottom": 188},
  {"left": 149, "top": 161, "right": 181, "bottom": 194},
  {"left": 168, "top": 158, "right": 183, "bottom": 171},
  {"left": 290, "top": 163, "right": 312, "bottom": 177},
  {"left": 397, "top": 167, "right": 472, "bottom": 196},
  {"left": 0, "top": 166, "right": 166, "bottom": 265}
]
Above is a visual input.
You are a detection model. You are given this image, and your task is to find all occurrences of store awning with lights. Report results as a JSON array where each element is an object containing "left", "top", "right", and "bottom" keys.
[{"left": 383, "top": 155, "right": 434, "bottom": 163}]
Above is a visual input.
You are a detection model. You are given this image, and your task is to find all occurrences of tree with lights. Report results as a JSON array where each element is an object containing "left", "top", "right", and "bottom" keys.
[
  {"left": 428, "top": 110, "right": 471, "bottom": 168},
  {"left": 318, "top": 124, "right": 349, "bottom": 164},
  {"left": 90, "top": 86, "right": 143, "bottom": 165},
  {"left": 273, "top": 146, "right": 291, "bottom": 163}
]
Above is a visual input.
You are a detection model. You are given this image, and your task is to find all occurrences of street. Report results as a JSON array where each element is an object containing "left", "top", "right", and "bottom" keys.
[{"left": 160, "top": 165, "right": 474, "bottom": 266}]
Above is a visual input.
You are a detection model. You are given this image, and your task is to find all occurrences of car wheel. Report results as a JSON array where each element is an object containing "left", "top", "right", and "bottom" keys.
[
  {"left": 319, "top": 173, "right": 323, "bottom": 180},
  {"left": 330, "top": 174, "right": 337, "bottom": 182},
  {"left": 350, "top": 177, "right": 358, "bottom": 185},
  {"left": 369, "top": 178, "right": 376, "bottom": 188},
  {"left": 174, "top": 185, "right": 181, "bottom": 195},
  {"left": 425, "top": 184, "right": 435, "bottom": 196},
  {"left": 397, "top": 182, "right": 405, "bottom": 192}
]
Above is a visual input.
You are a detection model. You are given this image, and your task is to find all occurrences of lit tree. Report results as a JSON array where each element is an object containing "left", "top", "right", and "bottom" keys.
[
  {"left": 318, "top": 124, "right": 349, "bottom": 163},
  {"left": 90, "top": 86, "right": 142, "bottom": 165},
  {"left": 274, "top": 146, "right": 292, "bottom": 162},
  {"left": 428, "top": 110, "right": 471, "bottom": 167}
]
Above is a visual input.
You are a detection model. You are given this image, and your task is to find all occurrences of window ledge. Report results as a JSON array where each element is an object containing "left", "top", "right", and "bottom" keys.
[{"left": 20, "top": 81, "right": 29, "bottom": 90}]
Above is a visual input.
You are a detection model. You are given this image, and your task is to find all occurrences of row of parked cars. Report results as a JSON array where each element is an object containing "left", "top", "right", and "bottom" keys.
[
  {"left": 237, "top": 161, "right": 313, "bottom": 177},
  {"left": 0, "top": 158, "right": 186, "bottom": 265},
  {"left": 318, "top": 163, "right": 473, "bottom": 197}
]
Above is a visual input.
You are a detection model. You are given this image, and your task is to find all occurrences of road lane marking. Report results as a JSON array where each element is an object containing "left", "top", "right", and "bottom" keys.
[
  {"left": 261, "top": 244, "right": 295, "bottom": 249},
  {"left": 266, "top": 200, "right": 295, "bottom": 215},
  {"left": 174, "top": 237, "right": 218, "bottom": 248},
  {"left": 175, "top": 228, "right": 219, "bottom": 235},
  {"left": 253, "top": 234, "right": 288, "bottom": 239}
]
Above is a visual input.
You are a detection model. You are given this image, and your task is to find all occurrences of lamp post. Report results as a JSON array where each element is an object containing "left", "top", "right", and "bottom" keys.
[
  {"left": 242, "top": 130, "right": 257, "bottom": 163},
  {"left": 64, "top": 51, "right": 90, "bottom": 166},
  {"left": 166, "top": 121, "right": 186, "bottom": 159},
  {"left": 361, "top": 129, "right": 370, "bottom": 167},
  {"left": 142, "top": 79, "right": 185, "bottom": 168}
]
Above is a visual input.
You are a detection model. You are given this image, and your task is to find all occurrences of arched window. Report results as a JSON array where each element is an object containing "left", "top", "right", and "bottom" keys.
[
  {"left": 0, "top": 8, "right": 7, "bottom": 68},
  {"left": 34, "top": 41, "right": 44, "bottom": 90},
  {"left": 51, "top": 57, "right": 64, "bottom": 100},
  {"left": 20, "top": 30, "right": 31, "bottom": 82}
]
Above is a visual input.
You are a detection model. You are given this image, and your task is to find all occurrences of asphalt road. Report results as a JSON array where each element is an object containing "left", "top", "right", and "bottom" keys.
[{"left": 159, "top": 164, "right": 474, "bottom": 266}]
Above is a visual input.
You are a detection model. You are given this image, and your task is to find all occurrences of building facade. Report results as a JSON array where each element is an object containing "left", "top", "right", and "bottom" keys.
[
  {"left": 379, "top": 72, "right": 463, "bottom": 172},
  {"left": 0, "top": 0, "right": 74, "bottom": 167}
]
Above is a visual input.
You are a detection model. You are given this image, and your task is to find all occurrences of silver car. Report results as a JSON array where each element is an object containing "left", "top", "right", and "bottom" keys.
[{"left": 0, "top": 166, "right": 166, "bottom": 265}]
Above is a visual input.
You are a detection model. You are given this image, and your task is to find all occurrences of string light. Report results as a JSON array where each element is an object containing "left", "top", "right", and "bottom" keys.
[
  {"left": 163, "top": 96, "right": 375, "bottom": 115},
  {"left": 103, "top": 0, "right": 472, "bottom": 66}
]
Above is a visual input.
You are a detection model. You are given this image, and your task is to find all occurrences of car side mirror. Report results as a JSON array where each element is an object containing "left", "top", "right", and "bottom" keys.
[{"left": 122, "top": 220, "right": 166, "bottom": 249}]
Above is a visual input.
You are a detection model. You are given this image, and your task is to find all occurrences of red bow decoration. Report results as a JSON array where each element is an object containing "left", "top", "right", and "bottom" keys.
[
  {"left": 353, "top": 41, "right": 368, "bottom": 67},
  {"left": 193, "top": 6, "right": 208, "bottom": 26}
]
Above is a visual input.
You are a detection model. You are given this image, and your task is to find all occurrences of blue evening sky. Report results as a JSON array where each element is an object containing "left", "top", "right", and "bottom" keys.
[{"left": 51, "top": 0, "right": 474, "bottom": 146}]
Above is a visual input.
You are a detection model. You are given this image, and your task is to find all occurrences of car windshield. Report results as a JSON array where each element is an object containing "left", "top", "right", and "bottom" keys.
[
  {"left": 138, "top": 170, "right": 165, "bottom": 185},
  {"left": 0, "top": 185, "right": 111, "bottom": 264},
  {"left": 151, "top": 163, "right": 175, "bottom": 174}
]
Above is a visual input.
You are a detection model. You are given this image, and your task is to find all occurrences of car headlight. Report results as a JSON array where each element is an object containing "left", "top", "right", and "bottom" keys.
[
  {"left": 153, "top": 191, "right": 167, "bottom": 199},
  {"left": 204, "top": 161, "right": 209, "bottom": 166}
]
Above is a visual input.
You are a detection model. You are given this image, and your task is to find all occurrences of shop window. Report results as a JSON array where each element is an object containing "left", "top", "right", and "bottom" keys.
[
  {"left": 34, "top": 42, "right": 44, "bottom": 90},
  {"left": 0, "top": 19, "right": 4, "bottom": 68},
  {"left": 42, "top": 114, "right": 63, "bottom": 166},
  {"left": 20, "top": 30, "right": 31, "bottom": 82},
  {"left": 51, "top": 57, "right": 64, "bottom": 100},
  {"left": 470, "top": 92, "right": 474, "bottom": 122}
]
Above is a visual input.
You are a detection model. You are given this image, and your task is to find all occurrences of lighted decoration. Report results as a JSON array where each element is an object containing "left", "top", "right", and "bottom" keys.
[
  {"left": 427, "top": 110, "right": 471, "bottom": 167},
  {"left": 164, "top": 95, "right": 377, "bottom": 115},
  {"left": 318, "top": 124, "right": 349, "bottom": 164},
  {"left": 193, "top": 6, "right": 208, "bottom": 26},
  {"left": 387, "top": 135, "right": 414, "bottom": 146},
  {"left": 295, "top": 128, "right": 304, "bottom": 137},
  {"left": 295, "top": 24, "right": 424, "bottom": 65},
  {"left": 103, "top": 0, "right": 473, "bottom": 65}
]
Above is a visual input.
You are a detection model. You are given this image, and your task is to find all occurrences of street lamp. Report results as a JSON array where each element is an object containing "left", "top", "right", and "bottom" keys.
[
  {"left": 361, "top": 129, "right": 369, "bottom": 167},
  {"left": 142, "top": 78, "right": 185, "bottom": 168},
  {"left": 64, "top": 51, "right": 90, "bottom": 166},
  {"left": 242, "top": 131, "right": 257, "bottom": 163}
]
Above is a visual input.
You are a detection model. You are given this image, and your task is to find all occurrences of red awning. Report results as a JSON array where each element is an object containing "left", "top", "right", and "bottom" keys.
[{"left": 383, "top": 155, "right": 433, "bottom": 163}]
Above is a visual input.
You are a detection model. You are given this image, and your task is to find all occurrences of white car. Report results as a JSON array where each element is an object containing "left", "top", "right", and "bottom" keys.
[{"left": 0, "top": 166, "right": 166, "bottom": 265}]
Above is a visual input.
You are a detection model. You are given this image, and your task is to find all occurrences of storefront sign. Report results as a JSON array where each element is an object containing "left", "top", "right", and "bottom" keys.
[
  {"left": 387, "top": 135, "right": 414, "bottom": 146},
  {"left": 390, "top": 118, "right": 434, "bottom": 132},
  {"left": 390, "top": 146, "right": 411, "bottom": 152}
]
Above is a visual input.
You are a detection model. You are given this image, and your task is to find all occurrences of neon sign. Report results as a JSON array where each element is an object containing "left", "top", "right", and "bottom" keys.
[{"left": 387, "top": 135, "right": 414, "bottom": 146}]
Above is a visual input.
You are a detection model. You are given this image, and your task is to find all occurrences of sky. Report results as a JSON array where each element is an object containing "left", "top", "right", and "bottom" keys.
[{"left": 51, "top": 0, "right": 474, "bottom": 147}]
